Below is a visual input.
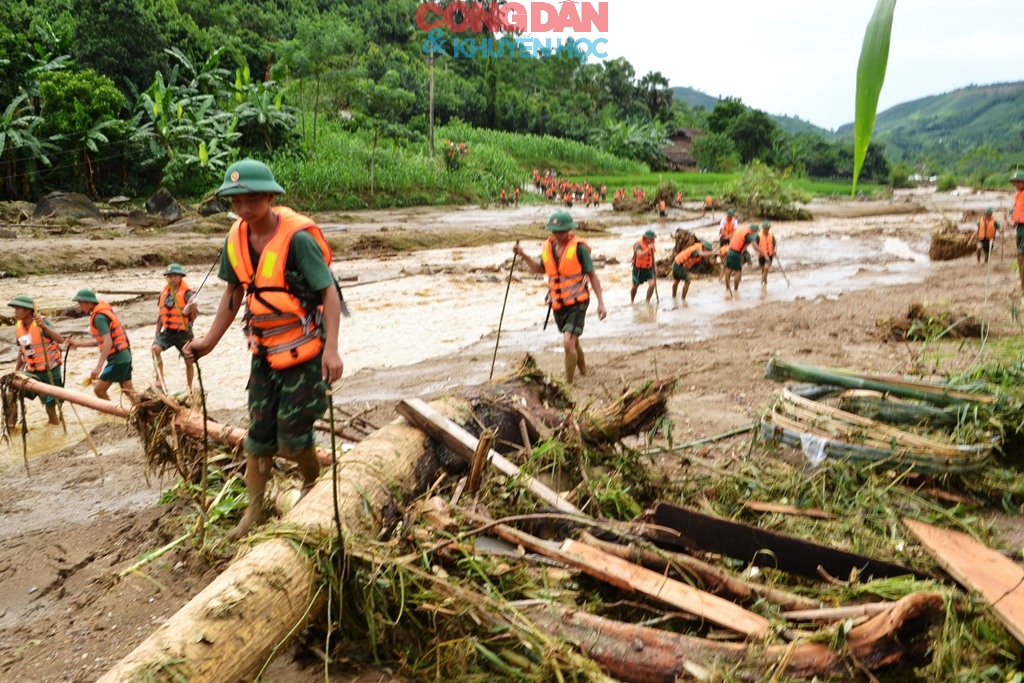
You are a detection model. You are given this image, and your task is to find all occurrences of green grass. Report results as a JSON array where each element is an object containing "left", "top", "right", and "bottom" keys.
[{"left": 271, "top": 120, "right": 646, "bottom": 211}]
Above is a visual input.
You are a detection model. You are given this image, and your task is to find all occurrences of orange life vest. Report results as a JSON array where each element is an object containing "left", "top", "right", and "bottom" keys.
[
  {"left": 632, "top": 238, "right": 655, "bottom": 269},
  {"left": 760, "top": 232, "right": 776, "bottom": 257},
  {"left": 89, "top": 301, "right": 130, "bottom": 357},
  {"left": 1011, "top": 190, "right": 1024, "bottom": 225},
  {"left": 500, "top": 190, "right": 507, "bottom": 200},
  {"left": 226, "top": 207, "right": 333, "bottom": 370},
  {"left": 541, "top": 235, "right": 590, "bottom": 311},
  {"left": 674, "top": 243, "right": 703, "bottom": 270},
  {"left": 729, "top": 226, "right": 755, "bottom": 252},
  {"left": 659, "top": 199, "right": 666, "bottom": 211},
  {"left": 16, "top": 319, "right": 61, "bottom": 372},
  {"left": 705, "top": 196, "right": 713, "bottom": 207},
  {"left": 720, "top": 217, "right": 737, "bottom": 240},
  {"left": 159, "top": 281, "right": 193, "bottom": 332},
  {"left": 978, "top": 216, "right": 997, "bottom": 240}
]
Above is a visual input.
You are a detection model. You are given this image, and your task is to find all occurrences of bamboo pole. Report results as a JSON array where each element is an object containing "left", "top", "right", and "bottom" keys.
[{"left": 97, "top": 398, "right": 468, "bottom": 683}]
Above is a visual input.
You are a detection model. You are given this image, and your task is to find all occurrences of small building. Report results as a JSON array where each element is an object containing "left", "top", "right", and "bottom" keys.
[{"left": 662, "top": 127, "right": 705, "bottom": 170}]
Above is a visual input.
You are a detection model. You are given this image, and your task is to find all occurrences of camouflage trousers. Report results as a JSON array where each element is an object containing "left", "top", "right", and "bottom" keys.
[{"left": 245, "top": 353, "right": 328, "bottom": 456}]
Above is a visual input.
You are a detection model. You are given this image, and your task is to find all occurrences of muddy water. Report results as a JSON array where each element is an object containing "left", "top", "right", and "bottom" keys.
[{"left": 0, "top": 210, "right": 936, "bottom": 457}]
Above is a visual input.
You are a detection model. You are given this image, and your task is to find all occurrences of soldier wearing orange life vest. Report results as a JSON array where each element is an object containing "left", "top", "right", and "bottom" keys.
[
  {"left": 68, "top": 289, "right": 136, "bottom": 403},
  {"left": 724, "top": 224, "right": 766, "bottom": 300},
  {"left": 500, "top": 188, "right": 508, "bottom": 208},
  {"left": 513, "top": 212, "right": 607, "bottom": 385},
  {"left": 758, "top": 221, "right": 777, "bottom": 287},
  {"left": 185, "top": 159, "right": 344, "bottom": 541},
  {"left": 974, "top": 208, "right": 999, "bottom": 264},
  {"left": 671, "top": 241, "right": 714, "bottom": 302},
  {"left": 151, "top": 263, "right": 198, "bottom": 391},
  {"left": 1009, "top": 171, "right": 1024, "bottom": 290},
  {"left": 630, "top": 229, "right": 658, "bottom": 304},
  {"left": 703, "top": 195, "right": 714, "bottom": 219},
  {"left": 719, "top": 209, "right": 738, "bottom": 247},
  {"left": 6, "top": 295, "right": 66, "bottom": 427}
]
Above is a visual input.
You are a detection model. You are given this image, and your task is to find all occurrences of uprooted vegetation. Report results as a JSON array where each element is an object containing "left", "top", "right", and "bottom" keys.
[{"left": 61, "top": 348, "right": 1024, "bottom": 682}]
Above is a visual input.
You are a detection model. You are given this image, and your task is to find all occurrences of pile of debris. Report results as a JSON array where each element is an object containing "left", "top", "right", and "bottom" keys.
[{"left": 877, "top": 302, "right": 983, "bottom": 342}]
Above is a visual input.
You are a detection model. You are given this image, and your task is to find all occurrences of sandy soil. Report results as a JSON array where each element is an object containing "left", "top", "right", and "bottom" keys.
[{"left": 0, "top": 188, "right": 1021, "bottom": 681}]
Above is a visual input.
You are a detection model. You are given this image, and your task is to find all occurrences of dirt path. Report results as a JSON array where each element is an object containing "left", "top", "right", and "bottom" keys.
[{"left": 0, "top": 189, "right": 1020, "bottom": 681}]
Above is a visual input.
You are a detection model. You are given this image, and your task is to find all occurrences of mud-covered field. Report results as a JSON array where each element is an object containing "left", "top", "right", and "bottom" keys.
[{"left": 0, "top": 189, "right": 1021, "bottom": 681}]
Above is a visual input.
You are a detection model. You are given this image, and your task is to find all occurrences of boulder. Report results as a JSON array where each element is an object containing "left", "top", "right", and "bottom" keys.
[
  {"left": 107, "top": 196, "right": 131, "bottom": 205},
  {"left": 32, "top": 192, "right": 104, "bottom": 226},
  {"left": 198, "top": 195, "right": 230, "bottom": 216},
  {"left": 127, "top": 210, "right": 168, "bottom": 229},
  {"left": 146, "top": 187, "right": 181, "bottom": 223}
]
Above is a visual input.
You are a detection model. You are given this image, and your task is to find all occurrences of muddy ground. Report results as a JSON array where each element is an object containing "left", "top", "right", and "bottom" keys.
[{"left": 0, "top": 189, "right": 1021, "bottom": 681}]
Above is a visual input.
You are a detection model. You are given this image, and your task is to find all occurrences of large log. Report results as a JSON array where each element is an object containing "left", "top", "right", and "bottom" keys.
[
  {"left": 97, "top": 398, "right": 463, "bottom": 683},
  {"left": 524, "top": 592, "right": 944, "bottom": 682}
]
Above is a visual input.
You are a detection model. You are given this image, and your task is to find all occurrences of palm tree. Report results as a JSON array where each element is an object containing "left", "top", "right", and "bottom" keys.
[
  {"left": 0, "top": 92, "right": 54, "bottom": 199},
  {"left": 639, "top": 70, "right": 673, "bottom": 122}
]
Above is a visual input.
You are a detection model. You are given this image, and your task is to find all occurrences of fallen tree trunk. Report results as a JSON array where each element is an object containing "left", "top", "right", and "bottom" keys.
[
  {"left": 523, "top": 592, "right": 944, "bottom": 682},
  {"left": 96, "top": 398, "right": 465, "bottom": 683}
]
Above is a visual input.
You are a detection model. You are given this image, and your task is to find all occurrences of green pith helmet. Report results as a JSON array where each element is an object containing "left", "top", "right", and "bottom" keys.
[
  {"left": 762, "top": 220, "right": 771, "bottom": 229},
  {"left": 701, "top": 240, "right": 713, "bottom": 250},
  {"left": 7, "top": 295, "right": 35, "bottom": 310},
  {"left": 215, "top": 159, "right": 286, "bottom": 196},
  {"left": 164, "top": 263, "right": 187, "bottom": 276},
  {"left": 727, "top": 209, "right": 735, "bottom": 216},
  {"left": 545, "top": 211, "right": 577, "bottom": 232},
  {"left": 1011, "top": 170, "right": 1024, "bottom": 183},
  {"left": 750, "top": 224, "right": 760, "bottom": 232},
  {"left": 986, "top": 208, "right": 993, "bottom": 214},
  {"left": 644, "top": 229, "right": 656, "bottom": 239},
  {"left": 71, "top": 288, "right": 99, "bottom": 304}
]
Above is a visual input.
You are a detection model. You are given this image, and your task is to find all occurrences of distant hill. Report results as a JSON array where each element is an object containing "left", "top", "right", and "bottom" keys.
[
  {"left": 835, "top": 81, "right": 1024, "bottom": 164},
  {"left": 670, "top": 86, "right": 835, "bottom": 138}
]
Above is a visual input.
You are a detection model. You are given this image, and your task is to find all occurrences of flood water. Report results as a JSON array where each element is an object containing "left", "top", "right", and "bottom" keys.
[{"left": 0, "top": 211, "right": 936, "bottom": 454}]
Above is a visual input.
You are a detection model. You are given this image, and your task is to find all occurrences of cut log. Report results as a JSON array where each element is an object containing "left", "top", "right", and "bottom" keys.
[
  {"left": 97, "top": 399, "right": 463, "bottom": 682},
  {"left": 642, "top": 501, "right": 930, "bottom": 581},
  {"left": 469, "top": 513, "right": 772, "bottom": 639},
  {"left": 523, "top": 592, "right": 944, "bottom": 682},
  {"left": 905, "top": 517, "right": 1024, "bottom": 646},
  {"left": 397, "top": 398, "right": 583, "bottom": 515},
  {"left": 783, "top": 602, "right": 892, "bottom": 623},
  {"left": 578, "top": 532, "right": 819, "bottom": 611}
]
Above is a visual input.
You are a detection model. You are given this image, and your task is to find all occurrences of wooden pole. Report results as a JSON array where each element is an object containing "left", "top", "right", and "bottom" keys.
[{"left": 396, "top": 398, "right": 584, "bottom": 516}]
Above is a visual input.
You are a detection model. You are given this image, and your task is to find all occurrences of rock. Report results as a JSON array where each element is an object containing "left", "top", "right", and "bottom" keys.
[
  {"left": 107, "top": 196, "right": 131, "bottom": 205},
  {"left": 126, "top": 210, "right": 168, "bottom": 229},
  {"left": 0, "top": 229, "right": 17, "bottom": 239},
  {"left": 31, "top": 192, "right": 104, "bottom": 226},
  {"left": 198, "top": 195, "right": 229, "bottom": 216},
  {"left": 145, "top": 187, "right": 181, "bottom": 223}
]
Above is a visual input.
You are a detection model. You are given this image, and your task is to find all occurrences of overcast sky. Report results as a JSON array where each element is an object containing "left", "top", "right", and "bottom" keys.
[{"left": 568, "top": 0, "right": 1024, "bottom": 130}]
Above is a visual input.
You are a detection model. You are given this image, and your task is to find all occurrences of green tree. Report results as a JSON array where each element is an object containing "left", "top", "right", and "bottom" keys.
[
  {"left": 692, "top": 132, "right": 739, "bottom": 172},
  {"left": 638, "top": 70, "right": 673, "bottom": 123},
  {"left": 728, "top": 109, "right": 777, "bottom": 164},
  {"left": 707, "top": 97, "right": 746, "bottom": 135},
  {"left": 71, "top": 0, "right": 168, "bottom": 96},
  {"left": 38, "top": 68, "right": 125, "bottom": 193}
]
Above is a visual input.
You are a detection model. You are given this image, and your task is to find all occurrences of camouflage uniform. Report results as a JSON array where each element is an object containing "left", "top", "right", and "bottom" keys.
[{"left": 245, "top": 352, "right": 329, "bottom": 457}]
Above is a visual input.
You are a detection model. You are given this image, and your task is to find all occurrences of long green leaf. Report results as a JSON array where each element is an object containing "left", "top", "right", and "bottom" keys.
[{"left": 852, "top": 0, "right": 896, "bottom": 196}]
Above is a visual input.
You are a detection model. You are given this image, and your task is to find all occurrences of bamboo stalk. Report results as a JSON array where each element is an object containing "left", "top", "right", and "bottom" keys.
[{"left": 765, "top": 358, "right": 996, "bottom": 406}]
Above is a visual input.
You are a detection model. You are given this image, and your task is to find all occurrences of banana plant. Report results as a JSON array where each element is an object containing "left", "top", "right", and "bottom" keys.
[{"left": 0, "top": 92, "right": 55, "bottom": 199}]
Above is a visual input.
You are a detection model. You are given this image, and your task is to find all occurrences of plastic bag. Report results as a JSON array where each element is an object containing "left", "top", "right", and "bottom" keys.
[{"left": 799, "top": 433, "right": 829, "bottom": 468}]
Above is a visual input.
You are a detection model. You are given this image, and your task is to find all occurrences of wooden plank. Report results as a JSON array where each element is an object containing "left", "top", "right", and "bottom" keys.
[
  {"left": 645, "top": 502, "right": 930, "bottom": 581},
  {"left": 561, "top": 539, "right": 774, "bottom": 639},
  {"left": 396, "top": 398, "right": 583, "bottom": 515},
  {"left": 473, "top": 514, "right": 772, "bottom": 639},
  {"left": 740, "top": 500, "right": 834, "bottom": 520},
  {"left": 904, "top": 518, "right": 1024, "bottom": 646}
]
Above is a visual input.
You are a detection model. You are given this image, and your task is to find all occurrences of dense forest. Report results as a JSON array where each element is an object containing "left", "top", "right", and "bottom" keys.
[{"left": 1, "top": 0, "right": 895, "bottom": 205}]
